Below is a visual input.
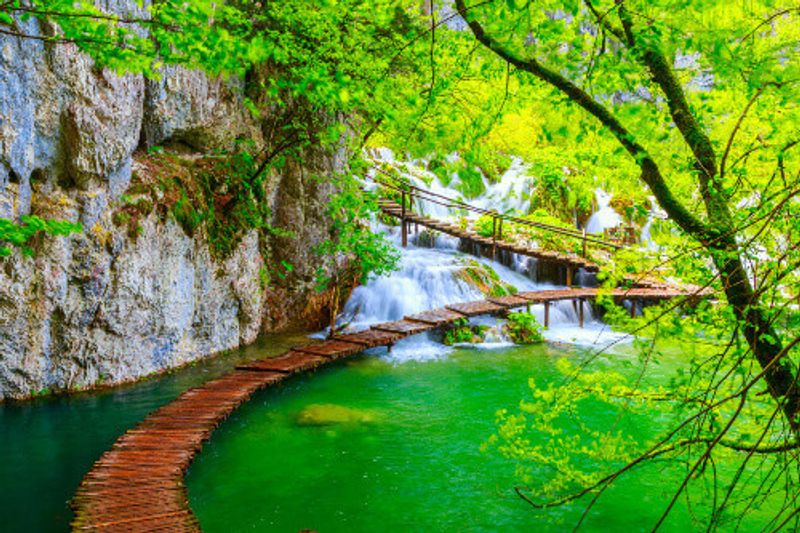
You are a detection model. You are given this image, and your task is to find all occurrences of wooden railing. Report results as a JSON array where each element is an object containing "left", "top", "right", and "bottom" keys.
[{"left": 366, "top": 166, "right": 624, "bottom": 256}]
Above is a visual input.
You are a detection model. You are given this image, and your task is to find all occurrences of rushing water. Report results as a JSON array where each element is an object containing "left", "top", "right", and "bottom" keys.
[
  {"left": 368, "top": 148, "right": 535, "bottom": 217},
  {"left": 0, "top": 334, "right": 308, "bottom": 533},
  {"left": 585, "top": 188, "right": 623, "bottom": 235},
  {"left": 335, "top": 221, "right": 628, "bottom": 357}
]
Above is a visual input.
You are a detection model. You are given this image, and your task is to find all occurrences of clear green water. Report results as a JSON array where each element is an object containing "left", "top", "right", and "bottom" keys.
[
  {"left": 0, "top": 334, "right": 307, "bottom": 533},
  {"left": 185, "top": 343, "right": 712, "bottom": 532}
]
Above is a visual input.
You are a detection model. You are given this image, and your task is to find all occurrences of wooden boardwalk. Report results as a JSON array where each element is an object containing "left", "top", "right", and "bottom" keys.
[
  {"left": 378, "top": 199, "right": 602, "bottom": 273},
  {"left": 71, "top": 287, "right": 705, "bottom": 532}
]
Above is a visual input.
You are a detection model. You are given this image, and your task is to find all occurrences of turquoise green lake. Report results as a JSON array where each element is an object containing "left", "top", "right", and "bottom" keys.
[{"left": 185, "top": 341, "right": 720, "bottom": 532}]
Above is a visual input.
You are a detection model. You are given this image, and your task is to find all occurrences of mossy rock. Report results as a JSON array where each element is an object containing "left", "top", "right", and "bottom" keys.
[
  {"left": 295, "top": 403, "right": 382, "bottom": 426},
  {"left": 130, "top": 146, "right": 277, "bottom": 260},
  {"left": 454, "top": 259, "right": 516, "bottom": 297}
]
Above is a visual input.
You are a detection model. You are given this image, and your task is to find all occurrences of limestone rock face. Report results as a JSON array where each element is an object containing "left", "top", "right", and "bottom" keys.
[
  {"left": 143, "top": 65, "right": 258, "bottom": 151},
  {"left": 0, "top": 10, "right": 341, "bottom": 400},
  {"left": 0, "top": 215, "right": 266, "bottom": 399}
]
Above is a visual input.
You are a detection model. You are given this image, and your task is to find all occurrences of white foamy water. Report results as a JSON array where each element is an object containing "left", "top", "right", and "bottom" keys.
[
  {"left": 366, "top": 148, "right": 534, "bottom": 218},
  {"left": 333, "top": 221, "right": 630, "bottom": 363},
  {"left": 585, "top": 188, "right": 623, "bottom": 235}
]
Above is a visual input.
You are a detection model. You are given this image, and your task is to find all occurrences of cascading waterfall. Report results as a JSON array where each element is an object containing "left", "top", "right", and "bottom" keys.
[
  {"left": 640, "top": 196, "right": 666, "bottom": 247},
  {"left": 333, "top": 221, "right": 630, "bottom": 363},
  {"left": 470, "top": 156, "right": 533, "bottom": 214},
  {"left": 585, "top": 188, "right": 623, "bottom": 235},
  {"left": 367, "top": 148, "right": 533, "bottom": 218}
]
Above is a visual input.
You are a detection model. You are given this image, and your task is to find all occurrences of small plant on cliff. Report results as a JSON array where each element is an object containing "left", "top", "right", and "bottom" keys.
[
  {"left": 315, "top": 167, "right": 400, "bottom": 337},
  {"left": 0, "top": 216, "right": 82, "bottom": 257},
  {"left": 504, "top": 312, "right": 544, "bottom": 344}
]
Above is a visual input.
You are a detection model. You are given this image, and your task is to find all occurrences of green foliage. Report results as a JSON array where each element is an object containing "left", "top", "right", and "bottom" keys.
[
  {"left": 442, "top": 318, "right": 488, "bottom": 345},
  {"left": 503, "top": 312, "right": 544, "bottom": 343},
  {"left": 474, "top": 214, "right": 496, "bottom": 238},
  {"left": 0, "top": 216, "right": 82, "bottom": 257},
  {"left": 315, "top": 168, "right": 400, "bottom": 291}
]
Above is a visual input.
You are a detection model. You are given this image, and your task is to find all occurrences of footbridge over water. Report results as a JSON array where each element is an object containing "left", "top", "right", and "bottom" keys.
[
  {"left": 368, "top": 167, "right": 632, "bottom": 282},
  {"left": 71, "top": 285, "right": 709, "bottom": 532}
]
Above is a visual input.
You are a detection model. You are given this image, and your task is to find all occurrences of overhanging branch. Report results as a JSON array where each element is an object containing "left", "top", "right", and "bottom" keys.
[{"left": 453, "top": 0, "right": 711, "bottom": 241}]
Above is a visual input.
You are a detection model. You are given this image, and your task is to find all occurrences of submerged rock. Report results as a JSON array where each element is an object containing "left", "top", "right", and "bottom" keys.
[{"left": 295, "top": 404, "right": 382, "bottom": 427}]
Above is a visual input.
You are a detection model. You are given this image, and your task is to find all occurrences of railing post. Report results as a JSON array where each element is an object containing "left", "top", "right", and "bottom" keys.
[
  {"left": 566, "top": 266, "right": 573, "bottom": 287},
  {"left": 491, "top": 215, "right": 498, "bottom": 260},
  {"left": 578, "top": 298, "right": 584, "bottom": 328},
  {"left": 544, "top": 301, "right": 550, "bottom": 329},
  {"left": 409, "top": 187, "right": 416, "bottom": 236},
  {"left": 401, "top": 189, "right": 407, "bottom": 248},
  {"left": 498, "top": 217, "right": 503, "bottom": 240},
  {"left": 582, "top": 228, "right": 587, "bottom": 258}
]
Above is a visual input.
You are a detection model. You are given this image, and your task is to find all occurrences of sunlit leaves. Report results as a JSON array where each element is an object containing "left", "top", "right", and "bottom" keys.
[{"left": 0, "top": 216, "right": 82, "bottom": 256}]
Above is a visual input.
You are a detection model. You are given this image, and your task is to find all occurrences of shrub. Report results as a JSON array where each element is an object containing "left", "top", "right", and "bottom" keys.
[
  {"left": 504, "top": 311, "right": 545, "bottom": 344},
  {"left": 443, "top": 318, "right": 488, "bottom": 345}
]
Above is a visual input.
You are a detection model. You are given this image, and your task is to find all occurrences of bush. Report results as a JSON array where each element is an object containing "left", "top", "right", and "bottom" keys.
[
  {"left": 474, "top": 214, "right": 496, "bottom": 237},
  {"left": 443, "top": 318, "right": 488, "bottom": 345},
  {"left": 504, "top": 312, "right": 545, "bottom": 344}
]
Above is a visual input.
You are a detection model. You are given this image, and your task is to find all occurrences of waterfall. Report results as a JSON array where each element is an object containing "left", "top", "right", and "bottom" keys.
[
  {"left": 640, "top": 196, "right": 666, "bottom": 247},
  {"left": 585, "top": 188, "right": 623, "bottom": 235},
  {"left": 470, "top": 156, "right": 533, "bottom": 214},
  {"left": 331, "top": 222, "right": 630, "bottom": 362},
  {"left": 367, "top": 148, "right": 533, "bottom": 218}
]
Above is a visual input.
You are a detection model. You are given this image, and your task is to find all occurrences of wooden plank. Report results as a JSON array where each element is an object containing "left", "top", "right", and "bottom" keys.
[
  {"left": 235, "top": 351, "right": 326, "bottom": 373},
  {"left": 446, "top": 300, "right": 505, "bottom": 317},
  {"left": 487, "top": 295, "right": 531, "bottom": 308},
  {"left": 405, "top": 307, "right": 466, "bottom": 326},
  {"left": 291, "top": 340, "right": 364, "bottom": 359},
  {"left": 517, "top": 289, "right": 597, "bottom": 302},
  {"left": 371, "top": 319, "right": 435, "bottom": 336},
  {"left": 333, "top": 329, "right": 404, "bottom": 348}
]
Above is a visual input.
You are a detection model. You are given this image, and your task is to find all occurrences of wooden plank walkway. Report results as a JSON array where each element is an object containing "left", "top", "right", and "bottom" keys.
[
  {"left": 378, "top": 199, "right": 601, "bottom": 272},
  {"left": 71, "top": 286, "right": 707, "bottom": 532}
]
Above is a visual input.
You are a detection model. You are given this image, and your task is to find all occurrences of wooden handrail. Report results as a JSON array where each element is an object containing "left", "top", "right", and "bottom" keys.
[{"left": 366, "top": 167, "right": 623, "bottom": 250}]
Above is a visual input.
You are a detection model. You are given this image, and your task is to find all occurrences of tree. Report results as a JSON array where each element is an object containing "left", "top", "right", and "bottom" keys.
[
  {"left": 450, "top": 0, "right": 800, "bottom": 528},
  {"left": 455, "top": 0, "right": 800, "bottom": 424}
]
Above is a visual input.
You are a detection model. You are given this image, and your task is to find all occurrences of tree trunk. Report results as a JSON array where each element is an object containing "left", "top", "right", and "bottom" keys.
[{"left": 715, "top": 253, "right": 800, "bottom": 429}]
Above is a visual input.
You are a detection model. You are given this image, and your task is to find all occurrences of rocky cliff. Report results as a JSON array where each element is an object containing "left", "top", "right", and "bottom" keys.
[{"left": 0, "top": 10, "right": 344, "bottom": 400}]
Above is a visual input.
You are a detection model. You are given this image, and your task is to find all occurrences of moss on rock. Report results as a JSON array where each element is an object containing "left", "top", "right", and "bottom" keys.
[
  {"left": 454, "top": 259, "right": 517, "bottom": 297},
  {"left": 295, "top": 403, "right": 382, "bottom": 426}
]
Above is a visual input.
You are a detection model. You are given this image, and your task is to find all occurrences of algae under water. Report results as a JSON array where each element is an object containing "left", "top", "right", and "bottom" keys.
[{"left": 185, "top": 341, "right": 777, "bottom": 532}]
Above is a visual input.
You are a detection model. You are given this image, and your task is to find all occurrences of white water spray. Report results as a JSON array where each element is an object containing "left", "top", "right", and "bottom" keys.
[
  {"left": 334, "top": 221, "right": 630, "bottom": 363},
  {"left": 585, "top": 188, "right": 623, "bottom": 235}
]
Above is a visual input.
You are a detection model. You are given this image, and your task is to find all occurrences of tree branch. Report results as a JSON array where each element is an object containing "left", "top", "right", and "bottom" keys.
[{"left": 454, "top": 0, "right": 711, "bottom": 241}]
